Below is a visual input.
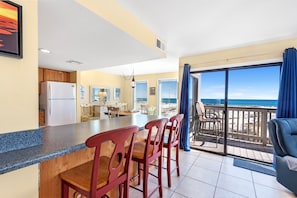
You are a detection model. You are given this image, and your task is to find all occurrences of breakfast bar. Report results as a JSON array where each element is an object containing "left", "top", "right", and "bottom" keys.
[{"left": 0, "top": 114, "right": 160, "bottom": 198}]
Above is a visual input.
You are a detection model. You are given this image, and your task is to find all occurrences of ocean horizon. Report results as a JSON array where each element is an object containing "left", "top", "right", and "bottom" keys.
[
  {"left": 137, "top": 98, "right": 177, "bottom": 104},
  {"left": 137, "top": 98, "right": 277, "bottom": 107},
  {"left": 201, "top": 98, "right": 277, "bottom": 107}
]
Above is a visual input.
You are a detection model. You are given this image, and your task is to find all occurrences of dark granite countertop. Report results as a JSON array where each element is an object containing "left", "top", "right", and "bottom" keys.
[{"left": 0, "top": 114, "right": 159, "bottom": 174}]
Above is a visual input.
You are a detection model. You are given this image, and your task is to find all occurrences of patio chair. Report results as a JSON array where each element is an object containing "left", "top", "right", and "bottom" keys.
[{"left": 194, "top": 101, "right": 221, "bottom": 147}]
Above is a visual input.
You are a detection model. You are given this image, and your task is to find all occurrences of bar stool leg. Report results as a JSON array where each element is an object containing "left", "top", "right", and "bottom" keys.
[
  {"left": 158, "top": 155, "right": 163, "bottom": 197},
  {"left": 123, "top": 182, "right": 128, "bottom": 198},
  {"left": 176, "top": 145, "right": 180, "bottom": 176},
  {"left": 167, "top": 147, "right": 172, "bottom": 187},
  {"left": 137, "top": 162, "right": 141, "bottom": 185},
  {"left": 143, "top": 163, "right": 149, "bottom": 198},
  {"left": 61, "top": 181, "right": 69, "bottom": 198}
]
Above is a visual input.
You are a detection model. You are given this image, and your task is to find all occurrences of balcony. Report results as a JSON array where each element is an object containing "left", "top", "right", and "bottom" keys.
[{"left": 190, "top": 105, "right": 276, "bottom": 163}]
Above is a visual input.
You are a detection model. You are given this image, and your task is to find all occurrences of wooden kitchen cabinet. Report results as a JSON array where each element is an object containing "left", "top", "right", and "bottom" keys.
[
  {"left": 39, "top": 110, "right": 45, "bottom": 126},
  {"left": 38, "top": 68, "right": 44, "bottom": 94},
  {"left": 43, "top": 68, "right": 70, "bottom": 82},
  {"left": 43, "top": 69, "right": 56, "bottom": 81}
]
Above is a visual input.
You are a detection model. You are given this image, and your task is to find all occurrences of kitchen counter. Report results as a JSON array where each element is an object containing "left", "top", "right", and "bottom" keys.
[{"left": 0, "top": 114, "right": 159, "bottom": 175}]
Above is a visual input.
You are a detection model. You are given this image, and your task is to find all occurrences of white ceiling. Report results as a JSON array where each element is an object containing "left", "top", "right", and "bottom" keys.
[
  {"left": 38, "top": 0, "right": 163, "bottom": 73},
  {"left": 38, "top": 0, "right": 297, "bottom": 75}
]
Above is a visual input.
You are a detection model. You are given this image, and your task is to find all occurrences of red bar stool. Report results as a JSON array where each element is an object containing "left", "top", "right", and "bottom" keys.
[
  {"left": 130, "top": 118, "right": 168, "bottom": 198},
  {"left": 163, "top": 114, "right": 184, "bottom": 187},
  {"left": 60, "top": 125, "right": 138, "bottom": 198}
]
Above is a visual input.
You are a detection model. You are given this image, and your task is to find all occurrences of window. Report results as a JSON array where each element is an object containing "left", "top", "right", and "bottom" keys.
[
  {"left": 134, "top": 81, "right": 148, "bottom": 110},
  {"left": 158, "top": 80, "right": 178, "bottom": 117}
]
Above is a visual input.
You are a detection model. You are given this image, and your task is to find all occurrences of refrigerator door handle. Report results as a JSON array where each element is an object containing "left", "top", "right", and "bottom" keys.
[
  {"left": 49, "top": 84, "right": 51, "bottom": 99},
  {"left": 49, "top": 100, "right": 51, "bottom": 116},
  {"left": 49, "top": 84, "right": 51, "bottom": 116}
]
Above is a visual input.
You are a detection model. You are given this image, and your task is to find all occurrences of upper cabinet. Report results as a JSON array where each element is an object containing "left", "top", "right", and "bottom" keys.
[{"left": 43, "top": 69, "right": 70, "bottom": 82}]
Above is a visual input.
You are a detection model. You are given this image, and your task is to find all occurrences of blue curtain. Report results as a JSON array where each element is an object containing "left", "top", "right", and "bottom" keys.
[
  {"left": 276, "top": 48, "right": 297, "bottom": 118},
  {"left": 179, "top": 64, "right": 191, "bottom": 151}
]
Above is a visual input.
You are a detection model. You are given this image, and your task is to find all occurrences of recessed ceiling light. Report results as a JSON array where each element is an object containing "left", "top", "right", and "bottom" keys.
[
  {"left": 39, "top": 48, "right": 51, "bottom": 53},
  {"left": 66, "top": 60, "right": 83, "bottom": 65}
]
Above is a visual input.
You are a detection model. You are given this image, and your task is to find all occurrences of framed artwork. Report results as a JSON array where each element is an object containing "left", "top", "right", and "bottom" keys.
[
  {"left": 149, "top": 87, "right": 156, "bottom": 95},
  {"left": 114, "top": 88, "right": 120, "bottom": 101},
  {"left": 80, "top": 85, "right": 85, "bottom": 100},
  {"left": 0, "top": 1, "right": 23, "bottom": 58}
]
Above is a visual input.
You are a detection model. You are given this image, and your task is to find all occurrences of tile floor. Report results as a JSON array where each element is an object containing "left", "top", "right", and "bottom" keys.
[{"left": 129, "top": 149, "right": 296, "bottom": 198}]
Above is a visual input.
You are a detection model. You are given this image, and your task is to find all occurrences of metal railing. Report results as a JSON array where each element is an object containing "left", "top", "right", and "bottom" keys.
[{"left": 196, "top": 105, "right": 276, "bottom": 146}]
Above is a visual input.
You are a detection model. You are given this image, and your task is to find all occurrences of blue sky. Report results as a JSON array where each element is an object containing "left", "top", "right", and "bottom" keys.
[
  {"left": 136, "top": 82, "right": 147, "bottom": 98},
  {"left": 200, "top": 65, "right": 280, "bottom": 99},
  {"left": 160, "top": 81, "right": 177, "bottom": 98}
]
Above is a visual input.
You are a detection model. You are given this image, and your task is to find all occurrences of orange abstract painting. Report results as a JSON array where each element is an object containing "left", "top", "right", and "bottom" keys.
[{"left": 0, "top": 1, "right": 21, "bottom": 57}]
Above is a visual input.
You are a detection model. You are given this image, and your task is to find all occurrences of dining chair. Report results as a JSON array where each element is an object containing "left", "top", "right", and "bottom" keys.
[
  {"left": 130, "top": 118, "right": 168, "bottom": 198},
  {"left": 163, "top": 114, "right": 184, "bottom": 187},
  {"left": 107, "top": 106, "right": 120, "bottom": 118},
  {"left": 140, "top": 104, "right": 148, "bottom": 114},
  {"left": 60, "top": 125, "right": 138, "bottom": 198},
  {"left": 147, "top": 106, "right": 156, "bottom": 116}
]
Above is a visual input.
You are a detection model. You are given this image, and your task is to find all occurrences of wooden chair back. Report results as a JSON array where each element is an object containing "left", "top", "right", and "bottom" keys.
[
  {"left": 86, "top": 125, "right": 138, "bottom": 197},
  {"left": 140, "top": 104, "right": 148, "bottom": 114},
  {"left": 107, "top": 106, "right": 120, "bottom": 118},
  {"left": 166, "top": 114, "right": 184, "bottom": 146},
  {"left": 144, "top": 118, "right": 168, "bottom": 160},
  {"left": 81, "top": 105, "right": 93, "bottom": 122}
]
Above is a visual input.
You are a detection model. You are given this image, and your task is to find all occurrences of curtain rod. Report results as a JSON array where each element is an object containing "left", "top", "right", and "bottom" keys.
[{"left": 188, "top": 51, "right": 280, "bottom": 66}]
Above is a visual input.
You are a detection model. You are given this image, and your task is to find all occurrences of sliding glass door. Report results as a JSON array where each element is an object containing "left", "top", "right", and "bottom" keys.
[
  {"left": 190, "top": 63, "right": 280, "bottom": 162},
  {"left": 191, "top": 71, "right": 226, "bottom": 154},
  {"left": 227, "top": 65, "right": 279, "bottom": 162}
]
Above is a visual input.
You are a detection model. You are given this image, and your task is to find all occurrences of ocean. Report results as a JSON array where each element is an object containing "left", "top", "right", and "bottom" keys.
[
  {"left": 201, "top": 99, "right": 277, "bottom": 107},
  {"left": 136, "top": 98, "right": 148, "bottom": 102},
  {"left": 136, "top": 98, "right": 177, "bottom": 104},
  {"left": 137, "top": 98, "right": 277, "bottom": 107}
]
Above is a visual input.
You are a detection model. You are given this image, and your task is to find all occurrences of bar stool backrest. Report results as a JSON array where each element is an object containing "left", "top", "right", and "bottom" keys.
[
  {"left": 144, "top": 118, "right": 168, "bottom": 160},
  {"left": 167, "top": 114, "right": 184, "bottom": 146},
  {"left": 86, "top": 125, "right": 138, "bottom": 197}
]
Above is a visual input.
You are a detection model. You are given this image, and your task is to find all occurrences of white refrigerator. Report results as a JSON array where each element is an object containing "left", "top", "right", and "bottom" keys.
[{"left": 40, "top": 81, "right": 77, "bottom": 126}]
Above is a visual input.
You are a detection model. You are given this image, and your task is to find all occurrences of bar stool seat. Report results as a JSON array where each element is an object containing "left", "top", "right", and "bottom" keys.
[
  {"left": 60, "top": 156, "right": 120, "bottom": 192},
  {"left": 131, "top": 142, "right": 154, "bottom": 159},
  {"left": 60, "top": 126, "right": 138, "bottom": 198}
]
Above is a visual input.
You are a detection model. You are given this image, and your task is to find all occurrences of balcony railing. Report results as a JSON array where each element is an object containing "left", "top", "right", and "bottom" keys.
[{"left": 193, "top": 105, "right": 276, "bottom": 147}]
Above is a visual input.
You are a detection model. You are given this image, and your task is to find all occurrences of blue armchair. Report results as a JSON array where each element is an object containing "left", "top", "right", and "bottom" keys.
[{"left": 268, "top": 118, "right": 297, "bottom": 195}]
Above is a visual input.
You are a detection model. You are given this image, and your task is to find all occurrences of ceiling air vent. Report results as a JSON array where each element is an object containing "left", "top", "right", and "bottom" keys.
[{"left": 156, "top": 38, "right": 165, "bottom": 51}]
